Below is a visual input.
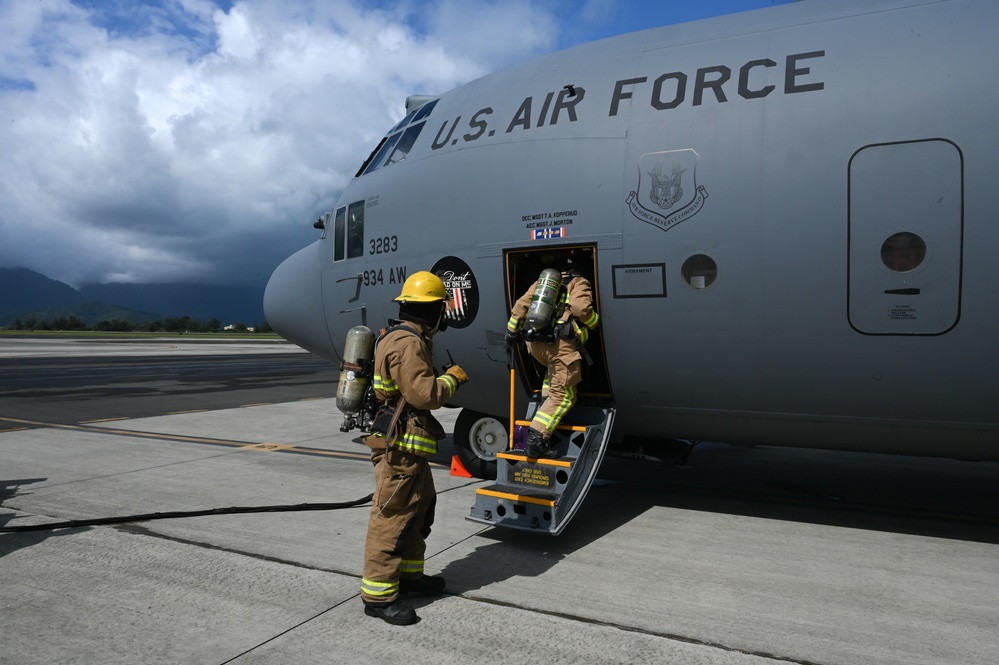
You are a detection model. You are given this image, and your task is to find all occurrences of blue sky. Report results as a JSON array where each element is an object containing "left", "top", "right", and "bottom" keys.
[{"left": 0, "top": 0, "right": 795, "bottom": 288}]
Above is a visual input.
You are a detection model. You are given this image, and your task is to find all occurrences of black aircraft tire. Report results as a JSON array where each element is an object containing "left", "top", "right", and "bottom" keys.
[{"left": 453, "top": 408, "right": 507, "bottom": 480}]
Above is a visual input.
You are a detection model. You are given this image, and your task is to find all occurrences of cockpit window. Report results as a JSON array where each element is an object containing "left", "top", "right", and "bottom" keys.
[
  {"left": 332, "top": 201, "right": 365, "bottom": 263},
  {"left": 390, "top": 109, "right": 419, "bottom": 133},
  {"left": 359, "top": 99, "right": 438, "bottom": 176},
  {"left": 412, "top": 101, "right": 436, "bottom": 123},
  {"left": 387, "top": 124, "right": 423, "bottom": 165},
  {"left": 347, "top": 201, "right": 365, "bottom": 259},
  {"left": 363, "top": 133, "right": 402, "bottom": 175},
  {"left": 333, "top": 207, "right": 346, "bottom": 262}
]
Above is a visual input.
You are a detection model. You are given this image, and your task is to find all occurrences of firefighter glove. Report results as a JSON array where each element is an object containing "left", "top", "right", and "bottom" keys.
[
  {"left": 445, "top": 365, "right": 469, "bottom": 385},
  {"left": 504, "top": 331, "right": 521, "bottom": 349}
]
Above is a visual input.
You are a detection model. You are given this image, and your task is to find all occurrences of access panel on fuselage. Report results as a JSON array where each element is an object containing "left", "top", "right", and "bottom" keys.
[{"left": 848, "top": 139, "right": 963, "bottom": 335}]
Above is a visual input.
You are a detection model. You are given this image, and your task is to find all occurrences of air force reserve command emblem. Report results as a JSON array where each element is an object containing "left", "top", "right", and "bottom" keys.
[{"left": 626, "top": 149, "right": 708, "bottom": 233}]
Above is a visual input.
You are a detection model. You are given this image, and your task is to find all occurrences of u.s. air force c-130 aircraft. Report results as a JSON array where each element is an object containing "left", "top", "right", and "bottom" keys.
[{"left": 264, "top": 0, "right": 999, "bottom": 512}]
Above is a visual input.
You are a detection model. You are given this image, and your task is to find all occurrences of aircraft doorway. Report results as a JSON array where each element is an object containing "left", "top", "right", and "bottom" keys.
[{"left": 504, "top": 245, "right": 613, "bottom": 404}]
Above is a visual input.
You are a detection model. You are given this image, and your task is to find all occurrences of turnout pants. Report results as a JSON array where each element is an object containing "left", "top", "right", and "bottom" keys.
[
  {"left": 527, "top": 340, "right": 582, "bottom": 438},
  {"left": 360, "top": 437, "right": 436, "bottom": 604}
]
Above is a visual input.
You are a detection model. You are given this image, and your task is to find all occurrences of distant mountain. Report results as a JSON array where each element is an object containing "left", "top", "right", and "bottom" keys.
[
  {"left": 0, "top": 301, "right": 163, "bottom": 327},
  {"left": 0, "top": 267, "right": 265, "bottom": 325},
  {"left": 79, "top": 283, "right": 265, "bottom": 324},
  {"left": 0, "top": 267, "right": 85, "bottom": 311}
]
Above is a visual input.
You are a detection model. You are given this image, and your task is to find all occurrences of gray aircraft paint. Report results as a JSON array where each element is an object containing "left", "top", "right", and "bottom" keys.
[{"left": 265, "top": 0, "right": 999, "bottom": 461}]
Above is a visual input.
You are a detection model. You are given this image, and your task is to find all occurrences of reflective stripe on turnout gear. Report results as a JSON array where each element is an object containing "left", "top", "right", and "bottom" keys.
[
  {"left": 399, "top": 558, "right": 425, "bottom": 575},
  {"left": 369, "top": 431, "right": 438, "bottom": 456},
  {"left": 531, "top": 381, "right": 576, "bottom": 434},
  {"left": 361, "top": 577, "right": 399, "bottom": 599}
]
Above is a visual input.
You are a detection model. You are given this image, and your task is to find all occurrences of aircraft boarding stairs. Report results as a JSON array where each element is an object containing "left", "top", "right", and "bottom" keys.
[{"left": 467, "top": 403, "right": 615, "bottom": 535}]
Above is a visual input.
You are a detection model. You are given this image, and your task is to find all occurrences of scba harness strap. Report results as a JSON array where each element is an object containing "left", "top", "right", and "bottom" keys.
[{"left": 370, "top": 322, "right": 428, "bottom": 445}]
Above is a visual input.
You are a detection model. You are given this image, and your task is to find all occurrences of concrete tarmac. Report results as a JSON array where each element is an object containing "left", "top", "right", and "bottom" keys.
[{"left": 2, "top": 339, "right": 998, "bottom": 664}]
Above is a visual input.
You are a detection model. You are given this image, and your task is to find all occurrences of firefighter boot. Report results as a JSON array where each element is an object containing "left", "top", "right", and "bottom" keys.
[
  {"left": 363, "top": 599, "right": 419, "bottom": 625},
  {"left": 525, "top": 428, "right": 560, "bottom": 459},
  {"left": 400, "top": 574, "right": 446, "bottom": 596}
]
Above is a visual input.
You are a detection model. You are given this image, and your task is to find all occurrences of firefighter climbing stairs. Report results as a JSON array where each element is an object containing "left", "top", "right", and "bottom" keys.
[{"left": 467, "top": 404, "right": 615, "bottom": 535}]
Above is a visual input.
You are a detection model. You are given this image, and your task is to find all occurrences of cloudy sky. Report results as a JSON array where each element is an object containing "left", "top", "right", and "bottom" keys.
[{"left": 0, "top": 0, "right": 794, "bottom": 288}]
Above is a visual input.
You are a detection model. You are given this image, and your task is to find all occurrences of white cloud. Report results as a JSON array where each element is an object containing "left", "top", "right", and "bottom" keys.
[{"left": 0, "top": 0, "right": 564, "bottom": 287}]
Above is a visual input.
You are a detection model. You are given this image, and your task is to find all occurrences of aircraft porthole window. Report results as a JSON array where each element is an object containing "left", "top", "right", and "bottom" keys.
[
  {"left": 880, "top": 232, "right": 927, "bottom": 272},
  {"left": 681, "top": 254, "right": 717, "bottom": 290}
]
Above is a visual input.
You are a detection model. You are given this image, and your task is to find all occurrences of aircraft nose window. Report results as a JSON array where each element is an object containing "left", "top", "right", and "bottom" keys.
[
  {"left": 359, "top": 99, "right": 439, "bottom": 176},
  {"left": 880, "top": 232, "right": 927, "bottom": 272},
  {"left": 681, "top": 254, "right": 717, "bottom": 289}
]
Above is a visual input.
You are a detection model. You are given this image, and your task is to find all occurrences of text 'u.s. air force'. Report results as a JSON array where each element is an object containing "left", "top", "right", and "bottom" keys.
[{"left": 430, "top": 51, "right": 825, "bottom": 151}]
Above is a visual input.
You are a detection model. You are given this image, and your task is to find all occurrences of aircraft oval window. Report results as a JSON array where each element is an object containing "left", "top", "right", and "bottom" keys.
[
  {"left": 880, "top": 232, "right": 927, "bottom": 272},
  {"left": 681, "top": 254, "right": 717, "bottom": 289}
]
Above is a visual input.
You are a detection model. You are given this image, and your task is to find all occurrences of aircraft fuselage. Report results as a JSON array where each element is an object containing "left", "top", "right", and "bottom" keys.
[{"left": 265, "top": 0, "right": 999, "bottom": 461}]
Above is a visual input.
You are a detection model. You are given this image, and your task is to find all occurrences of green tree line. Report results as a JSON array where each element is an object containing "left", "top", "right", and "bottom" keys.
[{"left": 8, "top": 315, "right": 272, "bottom": 334}]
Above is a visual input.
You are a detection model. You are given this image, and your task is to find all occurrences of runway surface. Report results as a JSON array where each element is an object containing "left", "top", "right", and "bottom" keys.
[
  {"left": 2, "top": 338, "right": 998, "bottom": 664},
  {"left": 0, "top": 336, "right": 333, "bottom": 425}
]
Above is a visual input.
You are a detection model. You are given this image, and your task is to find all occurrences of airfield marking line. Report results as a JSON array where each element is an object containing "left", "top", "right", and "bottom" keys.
[
  {"left": 242, "top": 443, "right": 296, "bottom": 452},
  {"left": 80, "top": 417, "right": 130, "bottom": 423},
  {"left": 167, "top": 409, "right": 208, "bottom": 415},
  {"left": 240, "top": 402, "right": 273, "bottom": 407},
  {"left": 0, "top": 427, "right": 30, "bottom": 433},
  {"left": 0, "top": 415, "right": 379, "bottom": 463}
]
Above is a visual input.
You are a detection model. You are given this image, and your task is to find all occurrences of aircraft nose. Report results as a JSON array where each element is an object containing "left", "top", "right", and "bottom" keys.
[{"left": 264, "top": 242, "right": 334, "bottom": 357}]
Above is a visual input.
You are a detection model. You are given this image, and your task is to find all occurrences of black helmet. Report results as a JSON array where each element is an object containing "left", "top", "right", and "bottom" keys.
[{"left": 558, "top": 252, "right": 584, "bottom": 275}]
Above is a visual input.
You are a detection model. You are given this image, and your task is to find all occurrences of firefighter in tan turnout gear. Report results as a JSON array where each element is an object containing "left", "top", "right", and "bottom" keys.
[
  {"left": 506, "top": 255, "right": 599, "bottom": 458},
  {"left": 360, "top": 271, "right": 468, "bottom": 625}
]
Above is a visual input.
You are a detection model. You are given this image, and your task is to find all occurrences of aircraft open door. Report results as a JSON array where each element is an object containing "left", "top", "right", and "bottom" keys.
[{"left": 504, "top": 245, "right": 613, "bottom": 404}]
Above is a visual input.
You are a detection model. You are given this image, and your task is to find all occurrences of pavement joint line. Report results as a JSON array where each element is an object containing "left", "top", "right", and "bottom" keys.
[
  {"left": 120, "top": 524, "right": 366, "bottom": 576},
  {"left": 0, "top": 415, "right": 376, "bottom": 463},
  {"left": 465, "top": 595, "right": 828, "bottom": 665}
]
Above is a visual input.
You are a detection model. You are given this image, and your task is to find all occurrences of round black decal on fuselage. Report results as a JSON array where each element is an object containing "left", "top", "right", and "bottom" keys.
[{"left": 432, "top": 256, "right": 478, "bottom": 329}]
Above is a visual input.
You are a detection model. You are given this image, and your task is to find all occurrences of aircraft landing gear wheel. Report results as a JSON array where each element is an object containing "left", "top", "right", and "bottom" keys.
[{"left": 453, "top": 408, "right": 507, "bottom": 480}]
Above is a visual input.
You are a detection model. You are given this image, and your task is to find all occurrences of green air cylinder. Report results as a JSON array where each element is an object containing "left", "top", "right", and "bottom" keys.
[
  {"left": 525, "top": 268, "right": 562, "bottom": 334},
  {"left": 336, "top": 325, "right": 375, "bottom": 417}
]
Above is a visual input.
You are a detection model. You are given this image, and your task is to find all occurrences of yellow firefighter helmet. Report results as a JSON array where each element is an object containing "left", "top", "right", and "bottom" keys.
[{"left": 394, "top": 271, "right": 447, "bottom": 303}]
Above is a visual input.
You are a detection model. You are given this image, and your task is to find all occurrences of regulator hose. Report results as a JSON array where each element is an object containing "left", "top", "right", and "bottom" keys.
[{"left": 0, "top": 493, "right": 373, "bottom": 533}]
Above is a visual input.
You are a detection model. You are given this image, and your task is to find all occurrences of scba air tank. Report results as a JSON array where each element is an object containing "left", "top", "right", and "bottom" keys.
[
  {"left": 525, "top": 268, "right": 562, "bottom": 334},
  {"left": 336, "top": 325, "right": 375, "bottom": 418}
]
